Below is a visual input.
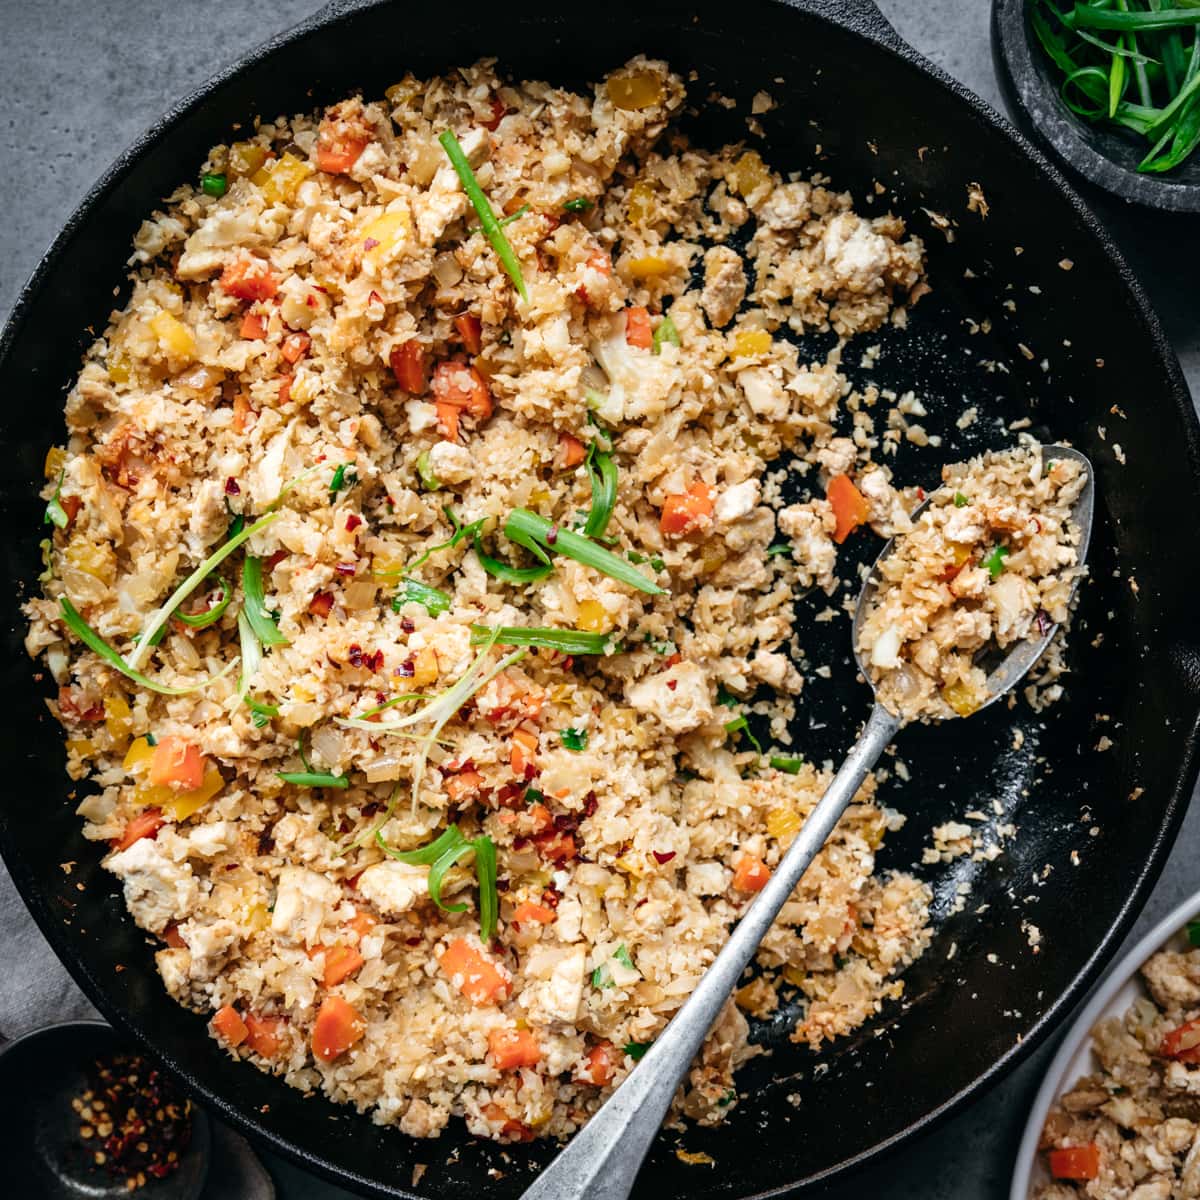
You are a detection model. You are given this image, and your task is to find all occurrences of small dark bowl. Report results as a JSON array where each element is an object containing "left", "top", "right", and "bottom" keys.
[
  {"left": 0, "top": 1021, "right": 210, "bottom": 1199},
  {"left": 992, "top": 0, "right": 1200, "bottom": 211}
]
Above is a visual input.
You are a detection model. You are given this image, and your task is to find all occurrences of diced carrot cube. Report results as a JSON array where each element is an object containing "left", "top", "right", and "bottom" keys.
[
  {"left": 432, "top": 361, "right": 492, "bottom": 426},
  {"left": 219, "top": 257, "right": 278, "bottom": 301},
  {"left": 389, "top": 341, "right": 427, "bottom": 393},
  {"left": 533, "top": 830, "right": 577, "bottom": 863},
  {"left": 243, "top": 1013, "right": 285, "bottom": 1059},
  {"left": 240, "top": 311, "right": 266, "bottom": 340},
  {"left": 660, "top": 482, "right": 714, "bottom": 537},
  {"left": 527, "top": 803, "right": 553, "bottom": 834},
  {"left": 625, "top": 306, "right": 653, "bottom": 349},
  {"left": 1048, "top": 1144, "right": 1100, "bottom": 1181},
  {"left": 488, "top": 1027, "right": 541, "bottom": 1070},
  {"left": 111, "top": 807, "right": 165, "bottom": 853},
  {"left": 149, "top": 736, "right": 205, "bottom": 791},
  {"left": 311, "top": 995, "right": 365, "bottom": 1063},
  {"left": 732, "top": 854, "right": 771, "bottom": 893},
  {"left": 436, "top": 401, "right": 461, "bottom": 443},
  {"left": 318, "top": 944, "right": 364, "bottom": 989},
  {"left": 281, "top": 331, "right": 311, "bottom": 363},
  {"left": 454, "top": 313, "right": 483, "bottom": 355},
  {"left": 511, "top": 901, "right": 556, "bottom": 927},
  {"left": 511, "top": 728, "right": 539, "bottom": 777},
  {"left": 440, "top": 938, "right": 510, "bottom": 1004},
  {"left": 347, "top": 909, "right": 378, "bottom": 941},
  {"left": 213, "top": 1005, "right": 248, "bottom": 1047},
  {"left": 578, "top": 1041, "right": 617, "bottom": 1086},
  {"left": 827, "top": 474, "right": 870, "bottom": 545},
  {"left": 445, "top": 770, "right": 484, "bottom": 803},
  {"left": 558, "top": 433, "right": 586, "bottom": 469}
]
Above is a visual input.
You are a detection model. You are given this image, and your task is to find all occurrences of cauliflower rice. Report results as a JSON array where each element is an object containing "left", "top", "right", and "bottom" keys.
[
  {"left": 1037, "top": 943, "right": 1200, "bottom": 1199},
  {"left": 25, "top": 56, "right": 963, "bottom": 1142},
  {"left": 857, "top": 445, "right": 1086, "bottom": 723}
]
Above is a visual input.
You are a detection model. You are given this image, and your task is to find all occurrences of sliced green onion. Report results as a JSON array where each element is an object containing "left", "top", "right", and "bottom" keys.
[
  {"left": 416, "top": 450, "right": 439, "bottom": 491},
  {"left": 38, "top": 538, "right": 53, "bottom": 583},
  {"left": 126, "top": 511, "right": 281, "bottom": 670},
  {"left": 627, "top": 550, "right": 666, "bottom": 572},
  {"left": 474, "top": 834, "right": 498, "bottom": 941},
  {"left": 379, "top": 825, "right": 466, "bottom": 866},
  {"left": 44, "top": 469, "right": 68, "bottom": 529},
  {"left": 407, "top": 508, "right": 487, "bottom": 573},
  {"left": 235, "top": 608, "right": 261, "bottom": 709},
  {"left": 592, "top": 963, "right": 614, "bottom": 989},
  {"left": 59, "top": 596, "right": 232, "bottom": 697},
  {"left": 201, "top": 172, "right": 227, "bottom": 198},
  {"left": 329, "top": 462, "right": 358, "bottom": 501},
  {"left": 560, "top": 727, "right": 588, "bottom": 752},
  {"left": 562, "top": 197, "right": 594, "bottom": 212},
  {"left": 725, "top": 714, "right": 763, "bottom": 754},
  {"left": 277, "top": 771, "right": 349, "bottom": 789},
  {"left": 247, "top": 699, "right": 278, "bottom": 728},
  {"left": 242, "top": 556, "right": 289, "bottom": 647},
  {"left": 473, "top": 529, "right": 554, "bottom": 584},
  {"left": 174, "top": 577, "right": 232, "bottom": 628},
  {"left": 497, "top": 203, "right": 530, "bottom": 227},
  {"left": 351, "top": 692, "right": 431, "bottom": 721},
  {"left": 766, "top": 542, "right": 792, "bottom": 557},
  {"left": 652, "top": 313, "right": 681, "bottom": 355},
  {"left": 613, "top": 944, "right": 635, "bottom": 970},
  {"left": 953, "top": 492, "right": 969, "bottom": 507},
  {"left": 624, "top": 1041, "right": 652, "bottom": 1061},
  {"left": 439, "top": 130, "right": 528, "bottom": 302},
  {"left": 503, "top": 508, "right": 665, "bottom": 595},
  {"left": 982, "top": 545, "right": 1010, "bottom": 579},
  {"left": 584, "top": 446, "right": 618, "bottom": 540},
  {"left": 393, "top": 578, "right": 451, "bottom": 616},
  {"left": 769, "top": 755, "right": 805, "bottom": 774},
  {"left": 470, "top": 625, "right": 614, "bottom": 655}
]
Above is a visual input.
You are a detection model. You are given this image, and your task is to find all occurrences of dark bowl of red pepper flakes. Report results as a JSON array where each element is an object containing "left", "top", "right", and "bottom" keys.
[{"left": 0, "top": 1021, "right": 209, "bottom": 1198}]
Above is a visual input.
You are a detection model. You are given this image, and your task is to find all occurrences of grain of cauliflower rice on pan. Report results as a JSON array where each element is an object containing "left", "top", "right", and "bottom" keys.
[{"left": 24, "top": 57, "right": 1079, "bottom": 1143}]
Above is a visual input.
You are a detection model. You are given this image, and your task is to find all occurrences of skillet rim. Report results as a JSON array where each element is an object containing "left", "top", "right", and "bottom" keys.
[{"left": 1, "top": 0, "right": 1197, "bottom": 1194}]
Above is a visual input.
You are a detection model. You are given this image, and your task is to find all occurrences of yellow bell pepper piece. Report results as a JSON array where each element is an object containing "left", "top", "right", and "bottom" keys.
[
  {"left": 732, "top": 329, "right": 772, "bottom": 359},
  {"left": 575, "top": 599, "right": 611, "bottom": 634},
  {"left": 942, "top": 679, "right": 981, "bottom": 717},
  {"left": 123, "top": 735, "right": 156, "bottom": 773},
  {"left": 166, "top": 765, "right": 225, "bottom": 821},
  {"left": 410, "top": 647, "right": 439, "bottom": 689},
  {"left": 629, "top": 182, "right": 655, "bottom": 224},
  {"left": 228, "top": 140, "right": 268, "bottom": 178},
  {"left": 149, "top": 311, "right": 196, "bottom": 362},
  {"left": 361, "top": 210, "right": 412, "bottom": 269},
  {"left": 728, "top": 151, "right": 770, "bottom": 199},
  {"left": 627, "top": 255, "right": 672, "bottom": 280},
  {"left": 766, "top": 807, "right": 802, "bottom": 840},
  {"left": 606, "top": 73, "right": 664, "bottom": 111},
  {"left": 44, "top": 447, "right": 67, "bottom": 479},
  {"left": 253, "top": 152, "right": 314, "bottom": 205},
  {"left": 104, "top": 696, "right": 132, "bottom": 751}
]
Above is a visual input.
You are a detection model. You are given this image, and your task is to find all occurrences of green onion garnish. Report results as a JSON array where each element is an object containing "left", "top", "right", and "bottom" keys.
[
  {"left": 173, "top": 577, "right": 232, "bottom": 629},
  {"left": 584, "top": 445, "right": 618, "bottom": 540},
  {"left": 470, "top": 625, "right": 614, "bottom": 655},
  {"left": 562, "top": 197, "right": 594, "bottom": 212},
  {"left": 38, "top": 538, "right": 53, "bottom": 583},
  {"left": 592, "top": 963, "right": 614, "bottom": 989},
  {"left": 44, "top": 469, "right": 68, "bottom": 529},
  {"left": 377, "top": 825, "right": 498, "bottom": 939},
  {"left": 724, "top": 714, "right": 763, "bottom": 754},
  {"left": 405, "top": 508, "right": 487, "bottom": 573},
  {"left": 766, "top": 542, "right": 792, "bottom": 557},
  {"left": 953, "top": 492, "right": 969, "bottom": 508},
  {"left": 125, "top": 511, "right": 281, "bottom": 671},
  {"left": 614, "top": 944, "right": 635, "bottom": 970},
  {"left": 247, "top": 699, "right": 278, "bottom": 728},
  {"left": 503, "top": 508, "right": 664, "bottom": 595},
  {"left": 524, "top": 787, "right": 544, "bottom": 805},
  {"left": 58, "top": 596, "right": 233, "bottom": 697},
  {"left": 769, "top": 755, "right": 804, "bottom": 774},
  {"left": 329, "top": 462, "right": 358, "bottom": 501},
  {"left": 624, "top": 1041, "right": 652, "bottom": 1061},
  {"left": 497, "top": 203, "right": 530, "bottom": 227},
  {"left": 201, "top": 172, "right": 228, "bottom": 198},
  {"left": 416, "top": 450, "right": 439, "bottom": 491},
  {"left": 1188, "top": 919, "right": 1200, "bottom": 947},
  {"left": 277, "top": 771, "right": 349, "bottom": 789},
  {"left": 651, "top": 313, "right": 681, "bottom": 355},
  {"left": 242, "top": 556, "right": 289, "bottom": 647},
  {"left": 439, "top": 130, "right": 528, "bottom": 302},
  {"left": 394, "top": 578, "right": 451, "bottom": 616},
  {"left": 982, "top": 545, "right": 1010, "bottom": 579},
  {"left": 560, "top": 727, "right": 589, "bottom": 752},
  {"left": 473, "top": 530, "right": 554, "bottom": 584}
]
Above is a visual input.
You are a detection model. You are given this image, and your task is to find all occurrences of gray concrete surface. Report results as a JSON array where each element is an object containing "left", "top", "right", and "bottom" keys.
[{"left": 2, "top": 2, "right": 1198, "bottom": 1197}]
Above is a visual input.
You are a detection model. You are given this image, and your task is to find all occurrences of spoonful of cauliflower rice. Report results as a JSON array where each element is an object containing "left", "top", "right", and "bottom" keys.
[{"left": 523, "top": 440, "right": 1093, "bottom": 1200}]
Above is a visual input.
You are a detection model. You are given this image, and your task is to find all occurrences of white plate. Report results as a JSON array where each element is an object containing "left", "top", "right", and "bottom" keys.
[{"left": 1011, "top": 890, "right": 1200, "bottom": 1200}]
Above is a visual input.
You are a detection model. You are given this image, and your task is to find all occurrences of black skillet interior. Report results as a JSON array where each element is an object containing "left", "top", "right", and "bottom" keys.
[{"left": 1, "top": 1, "right": 1198, "bottom": 1197}]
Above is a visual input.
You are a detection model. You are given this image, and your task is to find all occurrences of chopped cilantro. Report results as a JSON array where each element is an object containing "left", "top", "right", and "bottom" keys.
[
  {"left": 560, "top": 728, "right": 588, "bottom": 752},
  {"left": 953, "top": 492, "right": 969, "bottom": 507},
  {"left": 982, "top": 544, "right": 1010, "bottom": 579}
]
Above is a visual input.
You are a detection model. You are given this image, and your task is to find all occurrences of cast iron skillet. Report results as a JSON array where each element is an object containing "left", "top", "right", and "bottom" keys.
[{"left": 1, "top": 0, "right": 1198, "bottom": 1196}]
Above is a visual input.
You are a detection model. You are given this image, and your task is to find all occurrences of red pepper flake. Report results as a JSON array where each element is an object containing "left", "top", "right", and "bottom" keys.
[
  {"left": 224, "top": 477, "right": 240, "bottom": 496},
  {"left": 397, "top": 658, "right": 415, "bottom": 678},
  {"left": 666, "top": 679, "right": 677, "bottom": 691},
  {"left": 583, "top": 792, "right": 598, "bottom": 817},
  {"left": 305, "top": 293, "right": 318, "bottom": 308},
  {"left": 400, "top": 617, "right": 415, "bottom": 634},
  {"left": 652, "top": 850, "right": 677, "bottom": 864},
  {"left": 917, "top": 487, "right": 927, "bottom": 501},
  {"left": 309, "top": 591, "right": 334, "bottom": 618},
  {"left": 264, "top": 549, "right": 288, "bottom": 571},
  {"left": 540, "top": 887, "right": 561, "bottom": 909},
  {"left": 483, "top": 95, "right": 507, "bottom": 131},
  {"left": 364, "top": 649, "right": 384, "bottom": 672},
  {"left": 368, "top": 290, "right": 383, "bottom": 306},
  {"left": 546, "top": 524, "right": 559, "bottom": 546},
  {"left": 345, "top": 514, "right": 362, "bottom": 532},
  {"left": 363, "top": 238, "right": 379, "bottom": 251},
  {"left": 334, "top": 562, "right": 357, "bottom": 576},
  {"left": 348, "top": 644, "right": 364, "bottom": 668}
]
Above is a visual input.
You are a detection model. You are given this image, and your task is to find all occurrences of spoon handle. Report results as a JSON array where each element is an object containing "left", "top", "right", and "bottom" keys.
[{"left": 519, "top": 702, "right": 901, "bottom": 1200}]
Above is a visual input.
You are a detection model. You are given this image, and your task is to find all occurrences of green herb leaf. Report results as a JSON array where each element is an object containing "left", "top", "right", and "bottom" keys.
[
  {"left": 982, "top": 545, "right": 1010, "bottom": 579},
  {"left": 560, "top": 727, "right": 589, "bottom": 752},
  {"left": 329, "top": 462, "right": 358, "bottom": 501},
  {"left": 562, "top": 197, "right": 594, "bottom": 212},
  {"left": 242, "top": 556, "right": 289, "bottom": 647},
  {"left": 503, "top": 508, "right": 665, "bottom": 595},
  {"left": 470, "top": 625, "right": 614, "bottom": 654},
  {"left": 724, "top": 714, "right": 763, "bottom": 754},
  {"left": 769, "top": 755, "right": 805, "bottom": 774},
  {"left": 277, "top": 771, "right": 350, "bottom": 789},
  {"left": 201, "top": 172, "right": 228, "bottom": 198},
  {"left": 44, "top": 469, "right": 68, "bottom": 529},
  {"left": 524, "top": 787, "right": 544, "bottom": 805},
  {"left": 624, "top": 1041, "right": 652, "bottom": 1061},
  {"left": 439, "top": 130, "right": 528, "bottom": 302},
  {"left": 716, "top": 684, "right": 740, "bottom": 709},
  {"left": 394, "top": 578, "right": 451, "bottom": 616},
  {"left": 651, "top": 313, "right": 681, "bottom": 355},
  {"left": 416, "top": 450, "right": 439, "bottom": 491},
  {"left": 953, "top": 492, "right": 969, "bottom": 507}
]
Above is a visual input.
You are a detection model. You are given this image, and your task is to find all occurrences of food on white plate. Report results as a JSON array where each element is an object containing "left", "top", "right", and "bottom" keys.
[{"left": 857, "top": 445, "right": 1087, "bottom": 722}]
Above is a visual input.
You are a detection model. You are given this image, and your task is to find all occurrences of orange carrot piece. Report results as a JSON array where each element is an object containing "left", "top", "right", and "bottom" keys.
[
  {"left": 281, "top": 331, "right": 311, "bottom": 363},
  {"left": 527, "top": 803, "right": 553, "bottom": 834},
  {"left": 112, "top": 807, "right": 165, "bottom": 853},
  {"left": 445, "top": 770, "right": 484, "bottom": 803},
  {"left": 488, "top": 1027, "right": 542, "bottom": 1070},
  {"left": 389, "top": 341, "right": 427, "bottom": 393},
  {"left": 347, "top": 909, "right": 378, "bottom": 941},
  {"left": 454, "top": 313, "right": 483, "bottom": 355},
  {"left": 660, "top": 482, "right": 714, "bottom": 537},
  {"left": 578, "top": 1041, "right": 617, "bottom": 1086},
  {"left": 148, "top": 736, "right": 205, "bottom": 791},
  {"left": 311, "top": 995, "right": 365, "bottom": 1063},
  {"left": 732, "top": 854, "right": 771, "bottom": 893},
  {"left": 1161, "top": 1018, "right": 1200, "bottom": 1063},
  {"left": 319, "top": 944, "right": 364, "bottom": 989},
  {"left": 558, "top": 433, "right": 586, "bottom": 469},
  {"left": 827, "top": 474, "right": 870, "bottom": 545},
  {"left": 219, "top": 258, "right": 277, "bottom": 301},
  {"left": 533, "top": 829, "right": 577, "bottom": 863},
  {"left": 243, "top": 1013, "right": 285, "bottom": 1059},
  {"left": 440, "top": 938, "right": 510, "bottom": 1004},
  {"left": 511, "top": 901, "right": 556, "bottom": 927},
  {"left": 624, "top": 306, "right": 653, "bottom": 349},
  {"left": 435, "top": 401, "right": 461, "bottom": 443},
  {"left": 511, "top": 728, "right": 539, "bottom": 777},
  {"left": 240, "top": 311, "right": 266, "bottom": 340},
  {"left": 213, "top": 1005, "right": 248, "bottom": 1047},
  {"left": 432, "top": 361, "right": 492, "bottom": 424},
  {"left": 1048, "top": 1144, "right": 1100, "bottom": 1181},
  {"left": 232, "top": 392, "right": 253, "bottom": 433}
]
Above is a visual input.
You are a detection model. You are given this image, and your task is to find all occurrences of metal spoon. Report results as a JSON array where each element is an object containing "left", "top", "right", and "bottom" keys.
[{"left": 519, "top": 444, "right": 1094, "bottom": 1200}]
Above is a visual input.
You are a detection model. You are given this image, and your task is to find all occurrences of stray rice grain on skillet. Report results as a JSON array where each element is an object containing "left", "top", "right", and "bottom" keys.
[{"left": 30, "top": 55, "right": 1020, "bottom": 1142}]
